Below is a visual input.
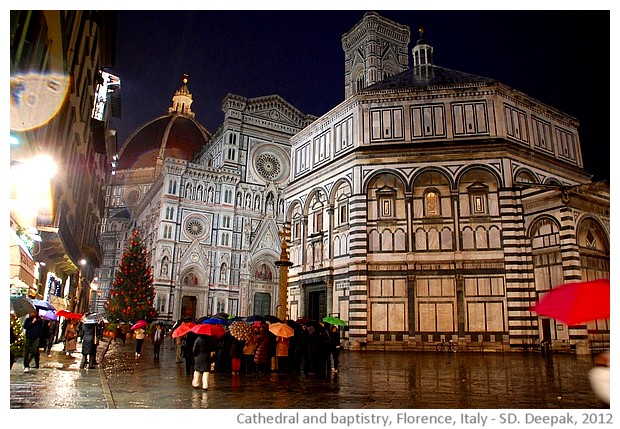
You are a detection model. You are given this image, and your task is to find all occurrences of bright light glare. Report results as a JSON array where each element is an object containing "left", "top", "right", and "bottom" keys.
[{"left": 10, "top": 154, "right": 57, "bottom": 227}]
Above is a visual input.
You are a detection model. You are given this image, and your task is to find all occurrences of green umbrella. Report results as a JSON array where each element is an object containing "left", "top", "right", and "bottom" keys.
[{"left": 322, "top": 316, "right": 347, "bottom": 326}]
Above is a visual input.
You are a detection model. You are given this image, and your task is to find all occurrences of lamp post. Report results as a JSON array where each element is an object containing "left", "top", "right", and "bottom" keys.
[
  {"left": 274, "top": 225, "right": 292, "bottom": 320},
  {"left": 75, "top": 258, "right": 87, "bottom": 313}
]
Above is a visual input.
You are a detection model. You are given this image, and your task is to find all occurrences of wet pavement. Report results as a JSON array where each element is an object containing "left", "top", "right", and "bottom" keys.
[{"left": 9, "top": 336, "right": 609, "bottom": 410}]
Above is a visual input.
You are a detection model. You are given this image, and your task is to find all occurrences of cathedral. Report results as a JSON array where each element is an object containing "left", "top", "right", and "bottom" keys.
[{"left": 97, "top": 12, "right": 609, "bottom": 353}]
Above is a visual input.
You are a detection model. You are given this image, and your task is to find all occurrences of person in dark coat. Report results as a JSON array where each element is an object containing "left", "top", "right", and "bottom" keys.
[
  {"left": 183, "top": 332, "right": 197, "bottom": 375},
  {"left": 152, "top": 324, "right": 165, "bottom": 360},
  {"left": 327, "top": 324, "right": 341, "bottom": 373},
  {"left": 192, "top": 335, "right": 215, "bottom": 389},
  {"left": 44, "top": 320, "right": 57, "bottom": 356},
  {"left": 22, "top": 310, "right": 43, "bottom": 372},
  {"left": 79, "top": 322, "right": 98, "bottom": 369}
]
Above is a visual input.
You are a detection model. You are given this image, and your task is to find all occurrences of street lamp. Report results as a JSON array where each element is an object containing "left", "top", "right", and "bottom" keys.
[{"left": 75, "top": 259, "right": 87, "bottom": 313}]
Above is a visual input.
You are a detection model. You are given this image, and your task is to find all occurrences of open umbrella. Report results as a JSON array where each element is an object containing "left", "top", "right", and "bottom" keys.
[
  {"left": 268, "top": 322, "right": 295, "bottom": 338},
  {"left": 10, "top": 295, "right": 36, "bottom": 317},
  {"left": 245, "top": 314, "right": 264, "bottom": 323},
  {"left": 171, "top": 322, "right": 196, "bottom": 338},
  {"left": 30, "top": 298, "right": 55, "bottom": 311},
  {"left": 39, "top": 309, "right": 57, "bottom": 321},
  {"left": 190, "top": 323, "right": 226, "bottom": 338},
  {"left": 264, "top": 315, "right": 281, "bottom": 324},
  {"left": 200, "top": 317, "right": 226, "bottom": 325},
  {"left": 228, "top": 320, "right": 253, "bottom": 341},
  {"left": 322, "top": 316, "right": 347, "bottom": 326},
  {"left": 130, "top": 320, "right": 148, "bottom": 330},
  {"left": 56, "top": 309, "right": 83, "bottom": 320},
  {"left": 82, "top": 312, "right": 108, "bottom": 324},
  {"left": 530, "top": 278, "right": 610, "bottom": 326}
]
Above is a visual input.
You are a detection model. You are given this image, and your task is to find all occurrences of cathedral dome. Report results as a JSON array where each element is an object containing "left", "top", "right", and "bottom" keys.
[
  {"left": 117, "top": 114, "right": 210, "bottom": 169},
  {"left": 116, "top": 76, "right": 211, "bottom": 170}
]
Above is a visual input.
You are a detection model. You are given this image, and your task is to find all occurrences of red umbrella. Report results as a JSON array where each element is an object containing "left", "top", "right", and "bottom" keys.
[
  {"left": 190, "top": 323, "right": 226, "bottom": 338},
  {"left": 130, "top": 320, "right": 148, "bottom": 330},
  {"left": 56, "top": 310, "right": 83, "bottom": 320},
  {"left": 171, "top": 322, "right": 195, "bottom": 338},
  {"left": 530, "top": 278, "right": 610, "bottom": 325}
]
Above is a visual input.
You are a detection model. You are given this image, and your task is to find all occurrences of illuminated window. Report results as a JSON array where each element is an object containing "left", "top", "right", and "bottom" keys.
[{"left": 425, "top": 190, "right": 440, "bottom": 216}]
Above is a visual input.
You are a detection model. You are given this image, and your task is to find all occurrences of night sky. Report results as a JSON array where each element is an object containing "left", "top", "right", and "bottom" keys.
[{"left": 108, "top": 9, "right": 610, "bottom": 182}]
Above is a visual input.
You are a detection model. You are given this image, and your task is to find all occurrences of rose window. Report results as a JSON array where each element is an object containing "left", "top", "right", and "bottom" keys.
[
  {"left": 186, "top": 219, "right": 204, "bottom": 237},
  {"left": 256, "top": 153, "right": 281, "bottom": 180}
]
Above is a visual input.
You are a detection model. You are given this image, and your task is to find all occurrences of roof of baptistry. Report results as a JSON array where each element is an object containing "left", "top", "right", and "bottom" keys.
[
  {"left": 365, "top": 64, "right": 496, "bottom": 92},
  {"left": 116, "top": 76, "right": 211, "bottom": 170}
]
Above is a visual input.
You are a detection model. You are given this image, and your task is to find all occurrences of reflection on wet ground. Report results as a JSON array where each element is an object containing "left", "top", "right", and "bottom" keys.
[{"left": 10, "top": 337, "right": 608, "bottom": 409}]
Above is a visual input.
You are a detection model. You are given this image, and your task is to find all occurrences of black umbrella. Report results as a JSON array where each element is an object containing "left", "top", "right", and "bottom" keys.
[{"left": 10, "top": 295, "right": 36, "bottom": 317}]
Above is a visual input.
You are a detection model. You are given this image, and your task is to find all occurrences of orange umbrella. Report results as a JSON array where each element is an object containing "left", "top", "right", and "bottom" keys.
[
  {"left": 171, "top": 322, "right": 195, "bottom": 338},
  {"left": 268, "top": 322, "right": 295, "bottom": 338},
  {"left": 530, "top": 278, "right": 610, "bottom": 325}
]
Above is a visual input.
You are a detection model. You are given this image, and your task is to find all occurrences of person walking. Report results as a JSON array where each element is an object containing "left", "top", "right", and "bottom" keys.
[
  {"left": 22, "top": 310, "right": 43, "bottom": 372},
  {"left": 120, "top": 322, "right": 129, "bottom": 344},
  {"left": 152, "top": 324, "right": 165, "bottom": 360},
  {"left": 327, "top": 324, "right": 341, "bottom": 373},
  {"left": 45, "top": 320, "right": 57, "bottom": 356},
  {"left": 192, "top": 334, "right": 215, "bottom": 390},
  {"left": 134, "top": 326, "right": 146, "bottom": 358},
  {"left": 183, "top": 332, "right": 197, "bottom": 375},
  {"left": 64, "top": 320, "right": 78, "bottom": 356},
  {"left": 79, "top": 322, "right": 98, "bottom": 369}
]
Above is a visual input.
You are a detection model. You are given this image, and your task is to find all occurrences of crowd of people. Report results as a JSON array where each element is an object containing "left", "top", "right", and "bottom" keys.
[
  {"left": 16, "top": 310, "right": 105, "bottom": 372},
  {"left": 172, "top": 318, "right": 343, "bottom": 386},
  {"left": 14, "top": 311, "right": 344, "bottom": 389}
]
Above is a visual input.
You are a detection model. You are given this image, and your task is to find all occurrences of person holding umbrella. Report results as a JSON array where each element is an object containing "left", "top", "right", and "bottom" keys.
[
  {"left": 192, "top": 334, "right": 216, "bottom": 390},
  {"left": 134, "top": 326, "right": 146, "bottom": 358},
  {"left": 79, "top": 321, "right": 98, "bottom": 369},
  {"left": 64, "top": 320, "right": 78, "bottom": 356},
  {"left": 22, "top": 310, "right": 43, "bottom": 372}
]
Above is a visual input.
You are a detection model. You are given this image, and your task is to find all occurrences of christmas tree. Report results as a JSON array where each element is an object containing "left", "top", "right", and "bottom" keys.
[{"left": 106, "top": 229, "right": 157, "bottom": 322}]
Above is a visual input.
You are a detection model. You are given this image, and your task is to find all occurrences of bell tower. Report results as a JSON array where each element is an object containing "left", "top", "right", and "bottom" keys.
[{"left": 341, "top": 12, "right": 410, "bottom": 99}]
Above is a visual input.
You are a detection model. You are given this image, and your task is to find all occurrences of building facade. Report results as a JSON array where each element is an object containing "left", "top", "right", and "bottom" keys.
[
  {"left": 284, "top": 12, "right": 609, "bottom": 353},
  {"left": 96, "top": 12, "right": 608, "bottom": 354},
  {"left": 9, "top": 11, "right": 117, "bottom": 313},
  {"left": 97, "top": 82, "right": 315, "bottom": 320}
]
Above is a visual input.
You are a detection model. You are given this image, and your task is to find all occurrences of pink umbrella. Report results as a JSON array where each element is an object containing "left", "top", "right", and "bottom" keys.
[
  {"left": 130, "top": 320, "right": 148, "bottom": 330},
  {"left": 530, "top": 278, "right": 610, "bottom": 325}
]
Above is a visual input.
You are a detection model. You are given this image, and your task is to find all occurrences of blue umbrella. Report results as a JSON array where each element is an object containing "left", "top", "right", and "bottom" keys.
[
  {"left": 30, "top": 298, "right": 55, "bottom": 311},
  {"left": 201, "top": 317, "right": 226, "bottom": 325},
  {"left": 38, "top": 309, "right": 57, "bottom": 321}
]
